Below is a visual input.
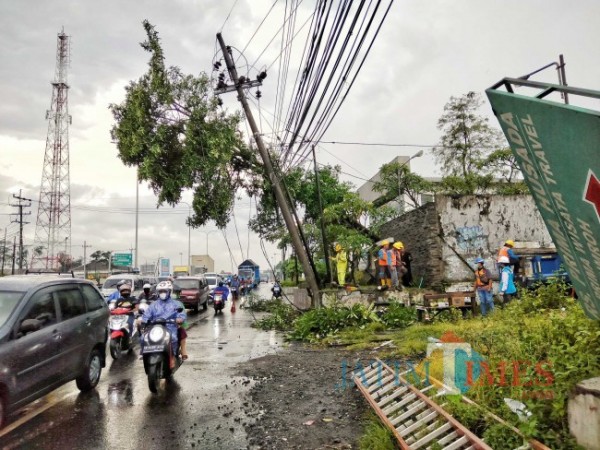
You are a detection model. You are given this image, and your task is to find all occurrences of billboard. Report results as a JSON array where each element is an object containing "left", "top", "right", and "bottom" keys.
[
  {"left": 159, "top": 258, "right": 170, "bottom": 276},
  {"left": 487, "top": 83, "right": 600, "bottom": 320}
]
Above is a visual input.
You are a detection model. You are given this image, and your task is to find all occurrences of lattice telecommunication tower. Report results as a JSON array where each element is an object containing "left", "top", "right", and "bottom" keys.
[{"left": 31, "top": 29, "right": 72, "bottom": 269}]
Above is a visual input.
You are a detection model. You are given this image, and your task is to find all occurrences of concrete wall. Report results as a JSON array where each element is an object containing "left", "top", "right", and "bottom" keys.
[
  {"left": 379, "top": 202, "right": 445, "bottom": 287},
  {"left": 437, "top": 195, "right": 553, "bottom": 282},
  {"left": 379, "top": 195, "right": 553, "bottom": 287}
]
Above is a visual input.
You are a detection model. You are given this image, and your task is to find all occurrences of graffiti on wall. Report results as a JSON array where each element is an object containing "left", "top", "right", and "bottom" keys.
[{"left": 455, "top": 225, "right": 487, "bottom": 254}]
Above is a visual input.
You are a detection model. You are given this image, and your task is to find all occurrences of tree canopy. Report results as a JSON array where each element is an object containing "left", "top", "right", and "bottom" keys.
[{"left": 110, "top": 21, "right": 257, "bottom": 228}]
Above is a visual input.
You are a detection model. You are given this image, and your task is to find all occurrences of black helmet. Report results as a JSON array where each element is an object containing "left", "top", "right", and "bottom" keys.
[{"left": 218, "top": 281, "right": 224, "bottom": 287}]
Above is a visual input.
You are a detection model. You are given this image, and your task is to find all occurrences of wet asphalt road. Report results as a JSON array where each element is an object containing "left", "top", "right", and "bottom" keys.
[{"left": 0, "top": 284, "right": 280, "bottom": 450}]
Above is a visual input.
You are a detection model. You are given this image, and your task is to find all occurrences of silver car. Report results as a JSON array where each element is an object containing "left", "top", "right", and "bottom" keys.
[{"left": 0, "top": 275, "right": 109, "bottom": 428}]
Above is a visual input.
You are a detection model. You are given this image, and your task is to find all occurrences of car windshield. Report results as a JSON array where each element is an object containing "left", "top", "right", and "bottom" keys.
[
  {"left": 0, "top": 291, "right": 25, "bottom": 326},
  {"left": 206, "top": 277, "right": 218, "bottom": 287},
  {"left": 103, "top": 278, "right": 131, "bottom": 289},
  {"left": 174, "top": 279, "right": 198, "bottom": 290}
]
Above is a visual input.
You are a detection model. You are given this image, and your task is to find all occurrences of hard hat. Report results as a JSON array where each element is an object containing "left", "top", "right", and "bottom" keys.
[
  {"left": 505, "top": 240, "right": 515, "bottom": 247},
  {"left": 393, "top": 241, "right": 404, "bottom": 249},
  {"left": 119, "top": 283, "right": 132, "bottom": 292},
  {"left": 475, "top": 257, "right": 485, "bottom": 264},
  {"left": 335, "top": 244, "right": 342, "bottom": 251},
  {"left": 143, "top": 283, "right": 151, "bottom": 289},
  {"left": 498, "top": 256, "right": 510, "bottom": 264},
  {"left": 381, "top": 240, "right": 389, "bottom": 246}
]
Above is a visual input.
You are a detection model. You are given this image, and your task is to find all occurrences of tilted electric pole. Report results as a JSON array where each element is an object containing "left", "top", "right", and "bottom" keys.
[{"left": 216, "top": 33, "right": 321, "bottom": 306}]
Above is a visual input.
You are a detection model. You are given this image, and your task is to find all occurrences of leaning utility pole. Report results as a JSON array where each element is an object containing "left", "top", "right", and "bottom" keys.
[
  {"left": 1, "top": 228, "right": 7, "bottom": 276},
  {"left": 216, "top": 33, "right": 321, "bottom": 306},
  {"left": 82, "top": 241, "right": 91, "bottom": 279},
  {"left": 10, "top": 190, "right": 33, "bottom": 270}
]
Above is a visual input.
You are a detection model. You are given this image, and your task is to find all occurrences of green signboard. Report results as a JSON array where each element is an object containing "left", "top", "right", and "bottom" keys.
[
  {"left": 487, "top": 83, "right": 600, "bottom": 320},
  {"left": 112, "top": 252, "right": 132, "bottom": 266}
]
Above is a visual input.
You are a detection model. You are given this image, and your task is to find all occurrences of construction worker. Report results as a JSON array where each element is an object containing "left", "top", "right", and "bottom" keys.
[
  {"left": 498, "top": 256, "right": 517, "bottom": 304},
  {"left": 377, "top": 241, "right": 395, "bottom": 288},
  {"left": 331, "top": 243, "right": 348, "bottom": 285},
  {"left": 392, "top": 242, "right": 407, "bottom": 290},
  {"left": 498, "top": 239, "right": 520, "bottom": 274},
  {"left": 473, "top": 257, "right": 494, "bottom": 316}
]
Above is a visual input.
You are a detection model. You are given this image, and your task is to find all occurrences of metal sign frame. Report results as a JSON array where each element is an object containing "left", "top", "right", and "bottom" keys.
[{"left": 486, "top": 79, "right": 600, "bottom": 320}]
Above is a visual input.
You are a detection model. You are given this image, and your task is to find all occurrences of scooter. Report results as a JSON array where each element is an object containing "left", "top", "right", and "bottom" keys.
[
  {"left": 213, "top": 293, "right": 225, "bottom": 314},
  {"left": 272, "top": 284, "right": 282, "bottom": 300},
  {"left": 141, "top": 317, "right": 183, "bottom": 393},
  {"left": 231, "top": 286, "right": 239, "bottom": 301},
  {"left": 109, "top": 302, "right": 145, "bottom": 359}
]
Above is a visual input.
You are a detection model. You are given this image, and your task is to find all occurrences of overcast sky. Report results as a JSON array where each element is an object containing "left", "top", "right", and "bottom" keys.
[{"left": 1, "top": 0, "right": 599, "bottom": 273}]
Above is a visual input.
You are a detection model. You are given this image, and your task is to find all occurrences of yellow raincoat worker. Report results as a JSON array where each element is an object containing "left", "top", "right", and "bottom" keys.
[{"left": 332, "top": 244, "right": 348, "bottom": 285}]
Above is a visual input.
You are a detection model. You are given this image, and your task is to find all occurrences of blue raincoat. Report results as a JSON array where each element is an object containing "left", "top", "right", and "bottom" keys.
[{"left": 141, "top": 294, "right": 187, "bottom": 346}]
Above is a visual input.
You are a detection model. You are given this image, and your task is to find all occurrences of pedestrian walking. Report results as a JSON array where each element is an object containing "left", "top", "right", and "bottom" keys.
[
  {"left": 473, "top": 257, "right": 494, "bottom": 316},
  {"left": 376, "top": 241, "right": 392, "bottom": 288}
]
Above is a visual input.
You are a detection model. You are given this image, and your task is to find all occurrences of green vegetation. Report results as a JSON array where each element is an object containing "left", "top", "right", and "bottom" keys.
[
  {"left": 254, "top": 280, "right": 597, "bottom": 448},
  {"left": 252, "top": 301, "right": 416, "bottom": 342},
  {"left": 358, "top": 413, "right": 396, "bottom": 450}
]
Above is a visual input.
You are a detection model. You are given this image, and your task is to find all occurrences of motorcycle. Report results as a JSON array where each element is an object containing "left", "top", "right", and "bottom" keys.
[
  {"left": 108, "top": 302, "right": 145, "bottom": 359},
  {"left": 141, "top": 317, "right": 183, "bottom": 393},
  {"left": 213, "top": 292, "right": 225, "bottom": 314},
  {"left": 272, "top": 284, "right": 282, "bottom": 300},
  {"left": 231, "top": 286, "right": 239, "bottom": 301}
]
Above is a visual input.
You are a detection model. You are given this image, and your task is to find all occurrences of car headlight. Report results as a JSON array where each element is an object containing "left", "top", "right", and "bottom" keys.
[{"left": 149, "top": 327, "right": 165, "bottom": 343}]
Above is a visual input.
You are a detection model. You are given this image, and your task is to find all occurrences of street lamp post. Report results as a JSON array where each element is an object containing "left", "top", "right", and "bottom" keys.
[
  {"left": 397, "top": 149, "right": 424, "bottom": 211},
  {"left": 199, "top": 230, "right": 219, "bottom": 257},
  {"left": 179, "top": 202, "right": 192, "bottom": 272}
]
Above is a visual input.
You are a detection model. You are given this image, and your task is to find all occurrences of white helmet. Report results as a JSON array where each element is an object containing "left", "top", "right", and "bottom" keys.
[
  {"left": 498, "top": 256, "right": 510, "bottom": 264},
  {"left": 156, "top": 281, "right": 172, "bottom": 293},
  {"left": 143, "top": 283, "right": 151, "bottom": 289}
]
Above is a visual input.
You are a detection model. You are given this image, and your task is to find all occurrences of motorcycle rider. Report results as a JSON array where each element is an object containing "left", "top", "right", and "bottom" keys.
[
  {"left": 138, "top": 283, "right": 156, "bottom": 303},
  {"left": 107, "top": 279, "right": 127, "bottom": 302},
  {"left": 213, "top": 281, "right": 230, "bottom": 301},
  {"left": 109, "top": 283, "right": 138, "bottom": 335},
  {"left": 271, "top": 280, "right": 282, "bottom": 299},
  {"left": 230, "top": 275, "right": 241, "bottom": 300},
  {"left": 140, "top": 281, "right": 187, "bottom": 358}
]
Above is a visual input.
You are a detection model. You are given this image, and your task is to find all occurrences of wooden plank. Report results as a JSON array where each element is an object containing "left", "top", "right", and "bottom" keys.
[
  {"left": 442, "top": 436, "right": 469, "bottom": 450},
  {"left": 399, "top": 410, "right": 438, "bottom": 437}
]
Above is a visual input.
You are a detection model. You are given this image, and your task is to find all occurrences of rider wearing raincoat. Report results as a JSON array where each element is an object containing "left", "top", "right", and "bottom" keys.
[{"left": 140, "top": 281, "right": 187, "bottom": 354}]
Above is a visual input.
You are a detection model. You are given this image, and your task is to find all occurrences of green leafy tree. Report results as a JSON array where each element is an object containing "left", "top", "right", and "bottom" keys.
[
  {"left": 433, "top": 91, "right": 503, "bottom": 179},
  {"left": 110, "top": 21, "right": 255, "bottom": 228},
  {"left": 371, "top": 163, "right": 435, "bottom": 209}
]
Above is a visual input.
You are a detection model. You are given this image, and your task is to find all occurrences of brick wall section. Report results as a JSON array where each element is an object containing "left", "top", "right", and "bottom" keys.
[{"left": 379, "top": 202, "right": 445, "bottom": 288}]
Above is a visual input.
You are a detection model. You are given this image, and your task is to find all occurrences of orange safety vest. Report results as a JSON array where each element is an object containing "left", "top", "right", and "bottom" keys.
[
  {"left": 475, "top": 268, "right": 490, "bottom": 287},
  {"left": 387, "top": 249, "right": 397, "bottom": 266},
  {"left": 378, "top": 249, "right": 388, "bottom": 266},
  {"left": 498, "top": 246, "right": 509, "bottom": 260}
]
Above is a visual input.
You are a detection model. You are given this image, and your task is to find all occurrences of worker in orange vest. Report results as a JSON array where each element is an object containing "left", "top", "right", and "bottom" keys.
[
  {"left": 497, "top": 239, "right": 520, "bottom": 274},
  {"left": 376, "top": 241, "right": 395, "bottom": 288}
]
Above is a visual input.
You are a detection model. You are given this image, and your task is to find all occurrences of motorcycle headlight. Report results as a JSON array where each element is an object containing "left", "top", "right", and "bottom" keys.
[{"left": 149, "top": 327, "right": 165, "bottom": 343}]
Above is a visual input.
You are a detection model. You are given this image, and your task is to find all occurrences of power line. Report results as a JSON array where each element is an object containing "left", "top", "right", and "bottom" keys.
[
  {"left": 220, "top": 0, "right": 240, "bottom": 32},
  {"left": 236, "top": 0, "right": 280, "bottom": 64}
]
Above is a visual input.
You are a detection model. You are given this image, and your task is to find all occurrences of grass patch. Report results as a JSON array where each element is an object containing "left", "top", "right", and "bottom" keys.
[{"left": 359, "top": 413, "right": 396, "bottom": 450}]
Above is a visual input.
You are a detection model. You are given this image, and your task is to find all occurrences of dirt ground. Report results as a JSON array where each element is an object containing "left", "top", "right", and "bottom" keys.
[{"left": 236, "top": 344, "right": 372, "bottom": 450}]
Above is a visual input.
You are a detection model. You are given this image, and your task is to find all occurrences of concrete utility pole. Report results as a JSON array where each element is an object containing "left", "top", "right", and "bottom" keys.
[
  {"left": 82, "top": 241, "right": 92, "bottom": 279},
  {"left": 11, "top": 237, "right": 16, "bottom": 275},
  {"left": 135, "top": 169, "right": 139, "bottom": 269},
  {"left": 217, "top": 33, "right": 321, "bottom": 306},
  {"left": 312, "top": 145, "right": 331, "bottom": 284},
  {"left": 1, "top": 227, "right": 7, "bottom": 275},
  {"left": 10, "top": 190, "right": 33, "bottom": 270}
]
